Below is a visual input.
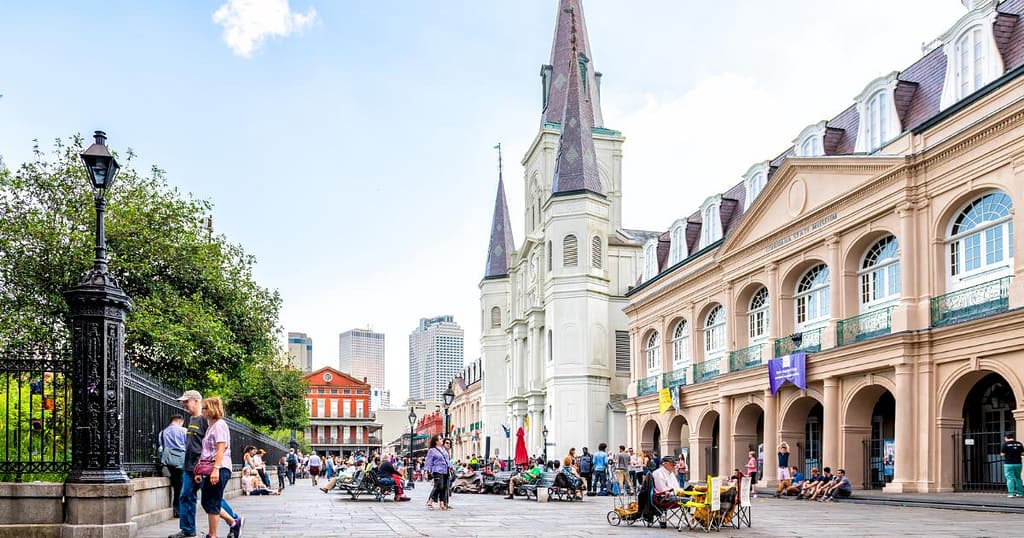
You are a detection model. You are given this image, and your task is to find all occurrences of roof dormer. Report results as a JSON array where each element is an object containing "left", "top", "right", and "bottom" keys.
[
  {"left": 939, "top": 0, "right": 1004, "bottom": 110},
  {"left": 699, "top": 195, "right": 723, "bottom": 249},
  {"left": 642, "top": 237, "right": 659, "bottom": 282},
  {"left": 742, "top": 161, "right": 771, "bottom": 210},
  {"left": 668, "top": 218, "right": 688, "bottom": 265},
  {"left": 854, "top": 72, "right": 901, "bottom": 153},
  {"left": 793, "top": 121, "right": 827, "bottom": 157}
]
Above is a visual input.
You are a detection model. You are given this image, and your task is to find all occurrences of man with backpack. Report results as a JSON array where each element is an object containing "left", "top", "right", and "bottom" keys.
[
  {"left": 286, "top": 449, "right": 298, "bottom": 485},
  {"left": 579, "top": 447, "right": 594, "bottom": 495}
]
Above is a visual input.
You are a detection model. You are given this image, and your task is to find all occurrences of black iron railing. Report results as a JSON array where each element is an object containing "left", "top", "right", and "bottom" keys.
[{"left": 0, "top": 346, "right": 72, "bottom": 482}]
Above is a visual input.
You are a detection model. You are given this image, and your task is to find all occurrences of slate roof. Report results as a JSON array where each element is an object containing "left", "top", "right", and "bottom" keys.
[
  {"left": 637, "top": 0, "right": 1024, "bottom": 284},
  {"left": 484, "top": 175, "right": 515, "bottom": 279},
  {"left": 550, "top": 2, "right": 604, "bottom": 196},
  {"left": 542, "top": 0, "right": 604, "bottom": 128}
]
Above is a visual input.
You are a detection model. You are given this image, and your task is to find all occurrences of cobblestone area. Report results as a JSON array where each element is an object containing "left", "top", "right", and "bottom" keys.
[{"left": 138, "top": 478, "right": 1023, "bottom": 537}]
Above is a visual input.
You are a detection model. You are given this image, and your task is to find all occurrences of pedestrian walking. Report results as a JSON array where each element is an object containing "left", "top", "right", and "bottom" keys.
[
  {"left": 276, "top": 456, "right": 287, "bottom": 491},
  {"left": 1001, "top": 433, "right": 1024, "bottom": 497},
  {"left": 592, "top": 443, "right": 609, "bottom": 494},
  {"left": 196, "top": 397, "right": 242, "bottom": 538},
  {"left": 308, "top": 451, "right": 322, "bottom": 486},
  {"left": 159, "top": 414, "right": 187, "bottom": 518},
  {"left": 579, "top": 447, "right": 594, "bottom": 494},
  {"left": 424, "top": 434, "right": 451, "bottom": 511},
  {"left": 628, "top": 448, "right": 641, "bottom": 491},
  {"left": 286, "top": 448, "right": 298, "bottom": 485},
  {"left": 168, "top": 390, "right": 242, "bottom": 538}
]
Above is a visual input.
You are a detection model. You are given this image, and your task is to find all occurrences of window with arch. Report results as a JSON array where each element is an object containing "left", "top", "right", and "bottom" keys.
[
  {"left": 592, "top": 235, "right": 603, "bottom": 269},
  {"left": 747, "top": 172, "right": 766, "bottom": 202},
  {"left": 671, "top": 320, "right": 691, "bottom": 368},
  {"left": 643, "top": 241, "right": 658, "bottom": 281},
  {"left": 948, "top": 191, "right": 1014, "bottom": 286},
  {"left": 669, "top": 223, "right": 686, "bottom": 264},
  {"left": 864, "top": 90, "right": 889, "bottom": 151},
  {"left": 547, "top": 329, "right": 553, "bottom": 362},
  {"left": 701, "top": 203, "right": 720, "bottom": 248},
  {"left": 490, "top": 306, "right": 501, "bottom": 329},
  {"left": 704, "top": 305, "right": 726, "bottom": 358},
  {"left": 748, "top": 287, "right": 770, "bottom": 342},
  {"left": 956, "top": 26, "right": 986, "bottom": 99},
  {"left": 645, "top": 331, "right": 662, "bottom": 374},
  {"left": 860, "top": 236, "right": 900, "bottom": 310},
  {"left": 563, "top": 234, "right": 578, "bottom": 267},
  {"left": 547, "top": 240, "right": 552, "bottom": 272},
  {"left": 795, "top": 264, "right": 830, "bottom": 328}
]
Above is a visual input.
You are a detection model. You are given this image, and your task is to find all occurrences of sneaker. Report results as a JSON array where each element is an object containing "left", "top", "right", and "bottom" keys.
[
  {"left": 504, "top": 494, "right": 514, "bottom": 499},
  {"left": 396, "top": 496, "right": 411, "bottom": 502},
  {"left": 228, "top": 515, "right": 245, "bottom": 538},
  {"left": 1010, "top": 495, "right": 1016, "bottom": 498},
  {"left": 169, "top": 533, "right": 197, "bottom": 538}
]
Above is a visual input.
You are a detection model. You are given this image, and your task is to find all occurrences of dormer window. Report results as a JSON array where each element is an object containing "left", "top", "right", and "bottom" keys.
[
  {"left": 642, "top": 239, "right": 658, "bottom": 281},
  {"left": 700, "top": 196, "right": 722, "bottom": 249},
  {"left": 854, "top": 73, "right": 901, "bottom": 153},
  {"left": 669, "top": 220, "right": 688, "bottom": 265},
  {"left": 794, "top": 121, "right": 826, "bottom": 157},
  {"left": 742, "top": 162, "right": 770, "bottom": 210},
  {"left": 939, "top": 3, "right": 1004, "bottom": 110}
]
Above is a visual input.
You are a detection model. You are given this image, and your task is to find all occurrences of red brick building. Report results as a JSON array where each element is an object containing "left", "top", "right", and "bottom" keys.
[{"left": 303, "top": 367, "right": 381, "bottom": 456}]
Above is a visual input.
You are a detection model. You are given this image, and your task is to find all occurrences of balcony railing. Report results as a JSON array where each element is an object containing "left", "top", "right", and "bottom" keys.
[
  {"left": 729, "top": 344, "right": 764, "bottom": 372},
  {"left": 837, "top": 306, "right": 894, "bottom": 346},
  {"left": 774, "top": 327, "right": 823, "bottom": 357},
  {"left": 662, "top": 367, "right": 688, "bottom": 389},
  {"left": 930, "top": 276, "right": 1011, "bottom": 328},
  {"left": 637, "top": 375, "right": 659, "bottom": 396},
  {"left": 692, "top": 358, "right": 721, "bottom": 384}
]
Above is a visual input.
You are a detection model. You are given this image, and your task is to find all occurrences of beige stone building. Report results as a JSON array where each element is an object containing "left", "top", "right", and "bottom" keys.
[
  {"left": 448, "top": 359, "right": 484, "bottom": 462},
  {"left": 625, "top": 0, "right": 1024, "bottom": 493}
]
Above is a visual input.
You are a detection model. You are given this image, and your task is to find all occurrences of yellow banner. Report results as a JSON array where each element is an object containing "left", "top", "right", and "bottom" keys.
[{"left": 658, "top": 388, "right": 673, "bottom": 414}]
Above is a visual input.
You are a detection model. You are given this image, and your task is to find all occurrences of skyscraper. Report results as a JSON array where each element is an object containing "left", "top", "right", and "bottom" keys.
[
  {"left": 287, "top": 332, "right": 313, "bottom": 372},
  {"left": 408, "top": 316, "right": 464, "bottom": 403},
  {"left": 338, "top": 329, "right": 386, "bottom": 409}
]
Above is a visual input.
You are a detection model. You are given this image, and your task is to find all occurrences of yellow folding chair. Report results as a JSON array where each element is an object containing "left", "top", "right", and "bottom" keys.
[{"left": 680, "top": 476, "right": 715, "bottom": 532}]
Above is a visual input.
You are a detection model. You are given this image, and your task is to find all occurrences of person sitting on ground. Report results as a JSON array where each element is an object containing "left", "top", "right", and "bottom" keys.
[
  {"left": 377, "top": 456, "right": 411, "bottom": 501},
  {"left": 775, "top": 466, "right": 804, "bottom": 497},
  {"left": 505, "top": 457, "right": 544, "bottom": 499},
  {"left": 819, "top": 468, "right": 853, "bottom": 502},
  {"left": 805, "top": 467, "right": 836, "bottom": 501},
  {"left": 241, "top": 468, "right": 280, "bottom": 495}
]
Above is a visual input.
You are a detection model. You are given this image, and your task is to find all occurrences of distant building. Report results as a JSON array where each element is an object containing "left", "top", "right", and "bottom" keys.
[
  {"left": 303, "top": 367, "right": 381, "bottom": 457},
  {"left": 408, "top": 316, "right": 464, "bottom": 403},
  {"left": 338, "top": 329, "right": 386, "bottom": 408},
  {"left": 449, "top": 358, "right": 483, "bottom": 462},
  {"left": 371, "top": 388, "right": 391, "bottom": 410},
  {"left": 287, "top": 332, "right": 313, "bottom": 372}
]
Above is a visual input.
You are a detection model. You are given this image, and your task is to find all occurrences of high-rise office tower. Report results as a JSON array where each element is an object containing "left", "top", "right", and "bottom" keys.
[
  {"left": 287, "top": 332, "right": 313, "bottom": 372},
  {"left": 339, "top": 328, "right": 386, "bottom": 408},
  {"left": 408, "top": 315, "right": 464, "bottom": 403}
]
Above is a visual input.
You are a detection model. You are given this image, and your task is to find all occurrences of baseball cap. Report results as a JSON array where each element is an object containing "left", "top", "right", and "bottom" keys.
[
  {"left": 176, "top": 390, "right": 202, "bottom": 401},
  {"left": 661, "top": 456, "right": 676, "bottom": 464}
]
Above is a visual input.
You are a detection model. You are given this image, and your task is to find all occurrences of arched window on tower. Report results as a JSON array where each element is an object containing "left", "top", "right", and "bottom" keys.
[
  {"left": 547, "top": 240, "right": 553, "bottom": 272},
  {"left": 592, "top": 235, "right": 603, "bottom": 269},
  {"left": 490, "top": 306, "right": 501, "bottom": 329},
  {"left": 563, "top": 234, "right": 578, "bottom": 267}
]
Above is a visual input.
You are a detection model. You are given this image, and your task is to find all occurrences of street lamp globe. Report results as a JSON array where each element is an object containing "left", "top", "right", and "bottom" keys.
[
  {"left": 443, "top": 385, "right": 455, "bottom": 407},
  {"left": 80, "top": 131, "right": 120, "bottom": 192},
  {"left": 408, "top": 407, "right": 417, "bottom": 426}
]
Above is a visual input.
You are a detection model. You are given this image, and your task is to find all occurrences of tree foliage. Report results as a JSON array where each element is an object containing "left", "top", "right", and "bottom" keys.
[{"left": 0, "top": 136, "right": 306, "bottom": 429}]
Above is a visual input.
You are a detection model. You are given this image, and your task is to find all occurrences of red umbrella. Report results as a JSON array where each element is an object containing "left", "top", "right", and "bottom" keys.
[{"left": 514, "top": 427, "right": 530, "bottom": 466}]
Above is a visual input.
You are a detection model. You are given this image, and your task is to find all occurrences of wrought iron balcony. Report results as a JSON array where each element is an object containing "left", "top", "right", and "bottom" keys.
[
  {"left": 774, "top": 327, "right": 823, "bottom": 357},
  {"left": 636, "top": 375, "right": 659, "bottom": 397},
  {"left": 692, "top": 358, "right": 721, "bottom": 384},
  {"left": 661, "top": 367, "right": 688, "bottom": 389},
  {"left": 728, "top": 344, "right": 764, "bottom": 372},
  {"left": 837, "top": 306, "right": 894, "bottom": 346},
  {"left": 930, "top": 276, "right": 1010, "bottom": 328}
]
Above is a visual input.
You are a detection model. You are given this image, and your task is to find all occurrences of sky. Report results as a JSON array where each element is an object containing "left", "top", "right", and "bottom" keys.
[{"left": 0, "top": 0, "right": 968, "bottom": 406}]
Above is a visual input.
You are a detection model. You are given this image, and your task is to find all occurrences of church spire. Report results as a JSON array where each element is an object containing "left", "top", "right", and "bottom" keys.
[
  {"left": 484, "top": 143, "right": 515, "bottom": 279},
  {"left": 541, "top": 0, "right": 604, "bottom": 127},
  {"left": 550, "top": 5, "right": 603, "bottom": 197}
]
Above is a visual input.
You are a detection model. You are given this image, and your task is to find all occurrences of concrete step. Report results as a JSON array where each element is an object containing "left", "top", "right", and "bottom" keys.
[{"left": 756, "top": 488, "right": 1024, "bottom": 514}]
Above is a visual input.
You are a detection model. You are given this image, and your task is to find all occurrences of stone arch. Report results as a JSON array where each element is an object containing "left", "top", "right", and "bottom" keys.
[
  {"left": 938, "top": 361, "right": 1024, "bottom": 420},
  {"left": 779, "top": 391, "right": 824, "bottom": 474},
  {"left": 640, "top": 418, "right": 662, "bottom": 454},
  {"left": 733, "top": 401, "right": 765, "bottom": 471},
  {"left": 842, "top": 379, "right": 897, "bottom": 489},
  {"left": 932, "top": 185, "right": 1012, "bottom": 242},
  {"left": 841, "top": 228, "right": 899, "bottom": 319},
  {"left": 693, "top": 407, "right": 721, "bottom": 477},
  {"left": 778, "top": 257, "right": 829, "bottom": 336},
  {"left": 667, "top": 414, "right": 690, "bottom": 463}
]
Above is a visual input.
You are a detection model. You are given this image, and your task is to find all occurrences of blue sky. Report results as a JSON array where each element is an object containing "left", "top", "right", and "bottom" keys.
[{"left": 0, "top": 1, "right": 966, "bottom": 405}]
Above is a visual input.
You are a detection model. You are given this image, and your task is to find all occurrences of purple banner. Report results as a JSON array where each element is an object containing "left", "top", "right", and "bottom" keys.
[{"left": 768, "top": 352, "right": 807, "bottom": 395}]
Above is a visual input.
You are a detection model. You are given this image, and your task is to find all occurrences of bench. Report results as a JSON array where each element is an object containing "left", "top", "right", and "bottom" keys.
[{"left": 334, "top": 469, "right": 393, "bottom": 501}]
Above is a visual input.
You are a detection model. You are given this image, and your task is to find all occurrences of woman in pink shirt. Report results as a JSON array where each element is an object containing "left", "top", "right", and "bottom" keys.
[
  {"left": 197, "top": 397, "right": 238, "bottom": 538},
  {"left": 745, "top": 450, "right": 758, "bottom": 498}
]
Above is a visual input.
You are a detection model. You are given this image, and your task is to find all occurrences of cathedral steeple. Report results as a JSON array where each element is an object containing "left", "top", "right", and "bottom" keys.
[
  {"left": 484, "top": 143, "right": 515, "bottom": 279},
  {"left": 550, "top": 5, "right": 603, "bottom": 197},
  {"left": 541, "top": 0, "right": 604, "bottom": 128}
]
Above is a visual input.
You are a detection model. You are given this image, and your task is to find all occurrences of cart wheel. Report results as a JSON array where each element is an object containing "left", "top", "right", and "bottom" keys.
[{"left": 606, "top": 511, "right": 621, "bottom": 526}]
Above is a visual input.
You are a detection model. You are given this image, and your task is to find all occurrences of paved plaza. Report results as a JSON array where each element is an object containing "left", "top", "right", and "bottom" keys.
[{"left": 138, "top": 478, "right": 1024, "bottom": 538}]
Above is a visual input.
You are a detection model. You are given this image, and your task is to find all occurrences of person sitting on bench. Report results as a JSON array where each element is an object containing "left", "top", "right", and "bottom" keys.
[{"left": 505, "top": 458, "right": 543, "bottom": 499}]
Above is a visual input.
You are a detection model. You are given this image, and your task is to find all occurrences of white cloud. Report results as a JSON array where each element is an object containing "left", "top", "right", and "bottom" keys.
[{"left": 212, "top": 0, "right": 317, "bottom": 58}]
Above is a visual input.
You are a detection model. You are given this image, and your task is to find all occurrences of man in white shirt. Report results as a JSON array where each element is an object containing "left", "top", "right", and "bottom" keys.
[{"left": 651, "top": 456, "right": 681, "bottom": 497}]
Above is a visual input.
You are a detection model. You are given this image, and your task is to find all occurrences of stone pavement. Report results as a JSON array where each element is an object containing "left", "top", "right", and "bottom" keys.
[{"left": 138, "top": 478, "right": 1024, "bottom": 537}]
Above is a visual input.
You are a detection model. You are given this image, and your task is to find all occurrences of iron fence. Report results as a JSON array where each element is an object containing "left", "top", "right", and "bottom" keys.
[
  {"left": 774, "top": 328, "right": 823, "bottom": 357},
  {"left": 636, "top": 375, "right": 658, "bottom": 396},
  {"left": 837, "top": 307, "right": 893, "bottom": 347},
  {"left": 0, "top": 346, "right": 72, "bottom": 482},
  {"left": 692, "top": 358, "right": 721, "bottom": 384},
  {"left": 728, "top": 344, "right": 764, "bottom": 372},
  {"left": 662, "top": 367, "right": 688, "bottom": 389},
  {"left": 953, "top": 430, "right": 1007, "bottom": 491},
  {"left": 930, "top": 276, "right": 1010, "bottom": 328}
]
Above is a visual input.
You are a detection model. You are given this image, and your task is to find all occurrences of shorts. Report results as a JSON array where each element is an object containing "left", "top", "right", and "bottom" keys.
[
  {"left": 200, "top": 468, "right": 231, "bottom": 515},
  {"left": 748, "top": 471, "right": 757, "bottom": 484},
  {"left": 777, "top": 467, "right": 791, "bottom": 481},
  {"left": 309, "top": 466, "right": 321, "bottom": 476}
]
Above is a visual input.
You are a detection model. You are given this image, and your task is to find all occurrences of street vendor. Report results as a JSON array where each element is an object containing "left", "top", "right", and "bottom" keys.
[{"left": 651, "top": 455, "right": 683, "bottom": 505}]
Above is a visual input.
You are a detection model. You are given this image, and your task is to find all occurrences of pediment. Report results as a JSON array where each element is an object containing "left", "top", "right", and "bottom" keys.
[{"left": 718, "top": 156, "right": 903, "bottom": 258}]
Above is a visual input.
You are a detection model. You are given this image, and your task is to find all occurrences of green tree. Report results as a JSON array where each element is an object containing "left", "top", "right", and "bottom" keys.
[
  {"left": 227, "top": 352, "right": 309, "bottom": 430},
  {"left": 0, "top": 135, "right": 305, "bottom": 429}
]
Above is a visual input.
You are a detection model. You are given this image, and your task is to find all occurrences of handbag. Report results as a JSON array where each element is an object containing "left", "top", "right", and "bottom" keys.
[
  {"left": 193, "top": 459, "right": 216, "bottom": 477},
  {"left": 161, "top": 446, "right": 185, "bottom": 469}
]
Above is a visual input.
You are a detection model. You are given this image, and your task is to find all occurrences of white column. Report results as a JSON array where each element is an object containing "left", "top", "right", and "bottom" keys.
[
  {"left": 885, "top": 363, "right": 917, "bottom": 492},
  {"left": 823, "top": 377, "right": 840, "bottom": 471}
]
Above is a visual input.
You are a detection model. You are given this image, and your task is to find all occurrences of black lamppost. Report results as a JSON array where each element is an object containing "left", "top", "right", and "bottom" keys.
[
  {"left": 542, "top": 425, "right": 549, "bottom": 463},
  {"left": 407, "top": 407, "right": 417, "bottom": 458},
  {"left": 442, "top": 384, "right": 455, "bottom": 439},
  {"left": 65, "top": 131, "right": 132, "bottom": 484}
]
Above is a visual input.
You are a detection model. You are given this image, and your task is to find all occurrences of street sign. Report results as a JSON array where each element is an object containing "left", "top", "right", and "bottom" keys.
[{"left": 964, "top": 438, "right": 975, "bottom": 446}]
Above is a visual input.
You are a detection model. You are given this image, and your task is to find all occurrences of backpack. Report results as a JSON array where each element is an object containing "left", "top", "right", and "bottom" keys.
[
  {"left": 580, "top": 454, "right": 593, "bottom": 474},
  {"left": 287, "top": 453, "right": 297, "bottom": 465},
  {"left": 646, "top": 458, "right": 657, "bottom": 472}
]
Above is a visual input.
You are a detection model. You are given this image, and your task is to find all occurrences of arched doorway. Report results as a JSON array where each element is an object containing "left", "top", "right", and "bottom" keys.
[
  {"left": 781, "top": 396, "right": 823, "bottom": 477},
  {"left": 843, "top": 385, "right": 895, "bottom": 490},
  {"left": 641, "top": 419, "right": 661, "bottom": 454},
  {"left": 734, "top": 403, "right": 764, "bottom": 475},
  {"left": 695, "top": 410, "right": 720, "bottom": 478},
  {"left": 667, "top": 415, "right": 690, "bottom": 467},
  {"left": 959, "top": 373, "right": 1016, "bottom": 490}
]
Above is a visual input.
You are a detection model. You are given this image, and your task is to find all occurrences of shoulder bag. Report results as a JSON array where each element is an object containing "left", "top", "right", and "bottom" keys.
[{"left": 193, "top": 459, "right": 216, "bottom": 477}]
